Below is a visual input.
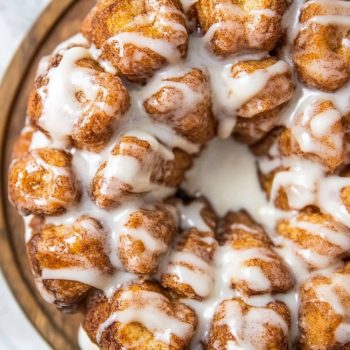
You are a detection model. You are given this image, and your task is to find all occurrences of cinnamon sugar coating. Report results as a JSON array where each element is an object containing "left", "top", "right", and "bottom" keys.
[
  {"left": 8, "top": 148, "right": 79, "bottom": 216},
  {"left": 163, "top": 148, "right": 193, "bottom": 187},
  {"left": 160, "top": 199, "right": 218, "bottom": 300},
  {"left": 27, "top": 216, "right": 113, "bottom": 309},
  {"left": 254, "top": 99, "right": 347, "bottom": 211},
  {"left": 299, "top": 262, "right": 350, "bottom": 349},
  {"left": 277, "top": 207, "right": 350, "bottom": 270},
  {"left": 144, "top": 68, "right": 216, "bottom": 144},
  {"left": 219, "top": 211, "right": 294, "bottom": 295},
  {"left": 231, "top": 57, "right": 294, "bottom": 143},
  {"left": 293, "top": 1, "right": 350, "bottom": 91},
  {"left": 161, "top": 226, "right": 217, "bottom": 299},
  {"left": 83, "top": 281, "right": 197, "bottom": 350},
  {"left": 27, "top": 50, "right": 130, "bottom": 151},
  {"left": 117, "top": 204, "right": 177, "bottom": 274},
  {"left": 279, "top": 99, "right": 346, "bottom": 172},
  {"left": 208, "top": 298, "right": 291, "bottom": 350},
  {"left": 8, "top": 0, "right": 350, "bottom": 347},
  {"left": 197, "top": 0, "right": 289, "bottom": 56},
  {"left": 81, "top": 0, "right": 188, "bottom": 82},
  {"left": 91, "top": 134, "right": 192, "bottom": 208},
  {"left": 252, "top": 127, "right": 293, "bottom": 211},
  {"left": 260, "top": 166, "right": 291, "bottom": 211}
]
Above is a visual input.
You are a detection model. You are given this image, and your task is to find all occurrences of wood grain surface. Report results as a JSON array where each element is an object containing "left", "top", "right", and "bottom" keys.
[{"left": 0, "top": 1, "right": 95, "bottom": 349}]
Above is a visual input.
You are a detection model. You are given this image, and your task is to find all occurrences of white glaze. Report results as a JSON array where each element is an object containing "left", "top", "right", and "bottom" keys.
[
  {"left": 41, "top": 268, "right": 137, "bottom": 298},
  {"left": 218, "top": 299, "right": 288, "bottom": 350},
  {"left": 219, "top": 245, "right": 273, "bottom": 293},
  {"left": 19, "top": 0, "right": 350, "bottom": 348},
  {"left": 78, "top": 326, "right": 99, "bottom": 350},
  {"left": 108, "top": 33, "right": 183, "bottom": 64},
  {"left": 37, "top": 46, "right": 115, "bottom": 145},
  {"left": 183, "top": 138, "right": 269, "bottom": 224},
  {"left": 216, "top": 60, "right": 289, "bottom": 137},
  {"left": 311, "top": 269, "right": 350, "bottom": 344},
  {"left": 96, "top": 290, "right": 194, "bottom": 344},
  {"left": 178, "top": 201, "right": 212, "bottom": 232}
]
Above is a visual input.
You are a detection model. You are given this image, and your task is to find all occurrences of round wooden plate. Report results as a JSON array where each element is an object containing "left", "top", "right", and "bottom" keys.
[{"left": 0, "top": 1, "right": 96, "bottom": 349}]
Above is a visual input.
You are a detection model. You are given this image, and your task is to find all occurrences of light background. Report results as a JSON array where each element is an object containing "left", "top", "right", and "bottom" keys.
[{"left": 0, "top": 1, "right": 51, "bottom": 349}]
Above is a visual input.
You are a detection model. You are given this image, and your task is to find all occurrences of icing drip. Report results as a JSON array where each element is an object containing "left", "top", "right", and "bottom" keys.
[
  {"left": 218, "top": 299, "right": 288, "bottom": 350},
  {"left": 219, "top": 246, "right": 273, "bottom": 292},
  {"left": 312, "top": 270, "right": 350, "bottom": 344},
  {"left": 41, "top": 268, "right": 136, "bottom": 298},
  {"left": 79, "top": 326, "right": 99, "bottom": 350},
  {"left": 166, "top": 251, "right": 214, "bottom": 298},
  {"left": 216, "top": 60, "right": 289, "bottom": 137},
  {"left": 178, "top": 201, "right": 212, "bottom": 232},
  {"left": 96, "top": 290, "right": 194, "bottom": 344},
  {"left": 108, "top": 33, "right": 183, "bottom": 64},
  {"left": 38, "top": 47, "right": 114, "bottom": 145}
]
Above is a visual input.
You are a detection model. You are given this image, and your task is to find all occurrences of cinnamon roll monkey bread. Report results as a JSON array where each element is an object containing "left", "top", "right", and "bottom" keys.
[{"left": 7, "top": 0, "right": 350, "bottom": 349}]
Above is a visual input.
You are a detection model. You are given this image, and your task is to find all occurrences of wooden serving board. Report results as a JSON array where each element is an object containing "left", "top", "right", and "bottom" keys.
[{"left": 0, "top": 1, "right": 96, "bottom": 349}]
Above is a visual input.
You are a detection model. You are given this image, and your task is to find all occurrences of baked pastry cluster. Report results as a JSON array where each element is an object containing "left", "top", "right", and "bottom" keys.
[{"left": 7, "top": 0, "right": 350, "bottom": 349}]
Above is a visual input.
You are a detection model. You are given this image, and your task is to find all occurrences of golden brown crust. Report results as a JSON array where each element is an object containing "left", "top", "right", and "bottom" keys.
[
  {"left": 299, "top": 263, "right": 350, "bottom": 349},
  {"left": 92, "top": 135, "right": 192, "bottom": 208},
  {"left": 91, "top": 160, "right": 131, "bottom": 208},
  {"left": 117, "top": 204, "right": 177, "bottom": 274},
  {"left": 277, "top": 207, "right": 350, "bottom": 269},
  {"left": 72, "top": 72, "right": 130, "bottom": 151},
  {"left": 233, "top": 58, "right": 294, "bottom": 118},
  {"left": 11, "top": 1, "right": 350, "bottom": 344},
  {"left": 234, "top": 109, "right": 281, "bottom": 145},
  {"left": 279, "top": 100, "right": 345, "bottom": 172},
  {"left": 219, "top": 211, "right": 294, "bottom": 295},
  {"left": 91, "top": 135, "right": 152, "bottom": 208},
  {"left": 197, "top": 0, "right": 289, "bottom": 56},
  {"left": 208, "top": 298, "right": 290, "bottom": 350},
  {"left": 161, "top": 148, "right": 193, "bottom": 187},
  {"left": 144, "top": 68, "right": 216, "bottom": 144},
  {"left": 161, "top": 227, "right": 217, "bottom": 299},
  {"left": 83, "top": 281, "right": 197, "bottom": 349},
  {"left": 293, "top": 1, "right": 350, "bottom": 91},
  {"left": 27, "top": 216, "right": 113, "bottom": 309},
  {"left": 167, "top": 196, "right": 218, "bottom": 231},
  {"left": 229, "top": 57, "right": 294, "bottom": 143},
  {"left": 81, "top": 0, "right": 188, "bottom": 82},
  {"left": 253, "top": 128, "right": 296, "bottom": 210},
  {"left": 171, "top": 227, "right": 215, "bottom": 259},
  {"left": 199, "top": 198, "right": 218, "bottom": 231},
  {"left": 8, "top": 148, "right": 79, "bottom": 216},
  {"left": 27, "top": 90, "right": 43, "bottom": 128},
  {"left": 260, "top": 167, "right": 291, "bottom": 210},
  {"left": 254, "top": 100, "right": 346, "bottom": 210},
  {"left": 219, "top": 210, "right": 270, "bottom": 246}
]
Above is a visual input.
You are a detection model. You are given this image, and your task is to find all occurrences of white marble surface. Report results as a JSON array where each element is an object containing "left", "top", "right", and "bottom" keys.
[{"left": 0, "top": 1, "right": 52, "bottom": 349}]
